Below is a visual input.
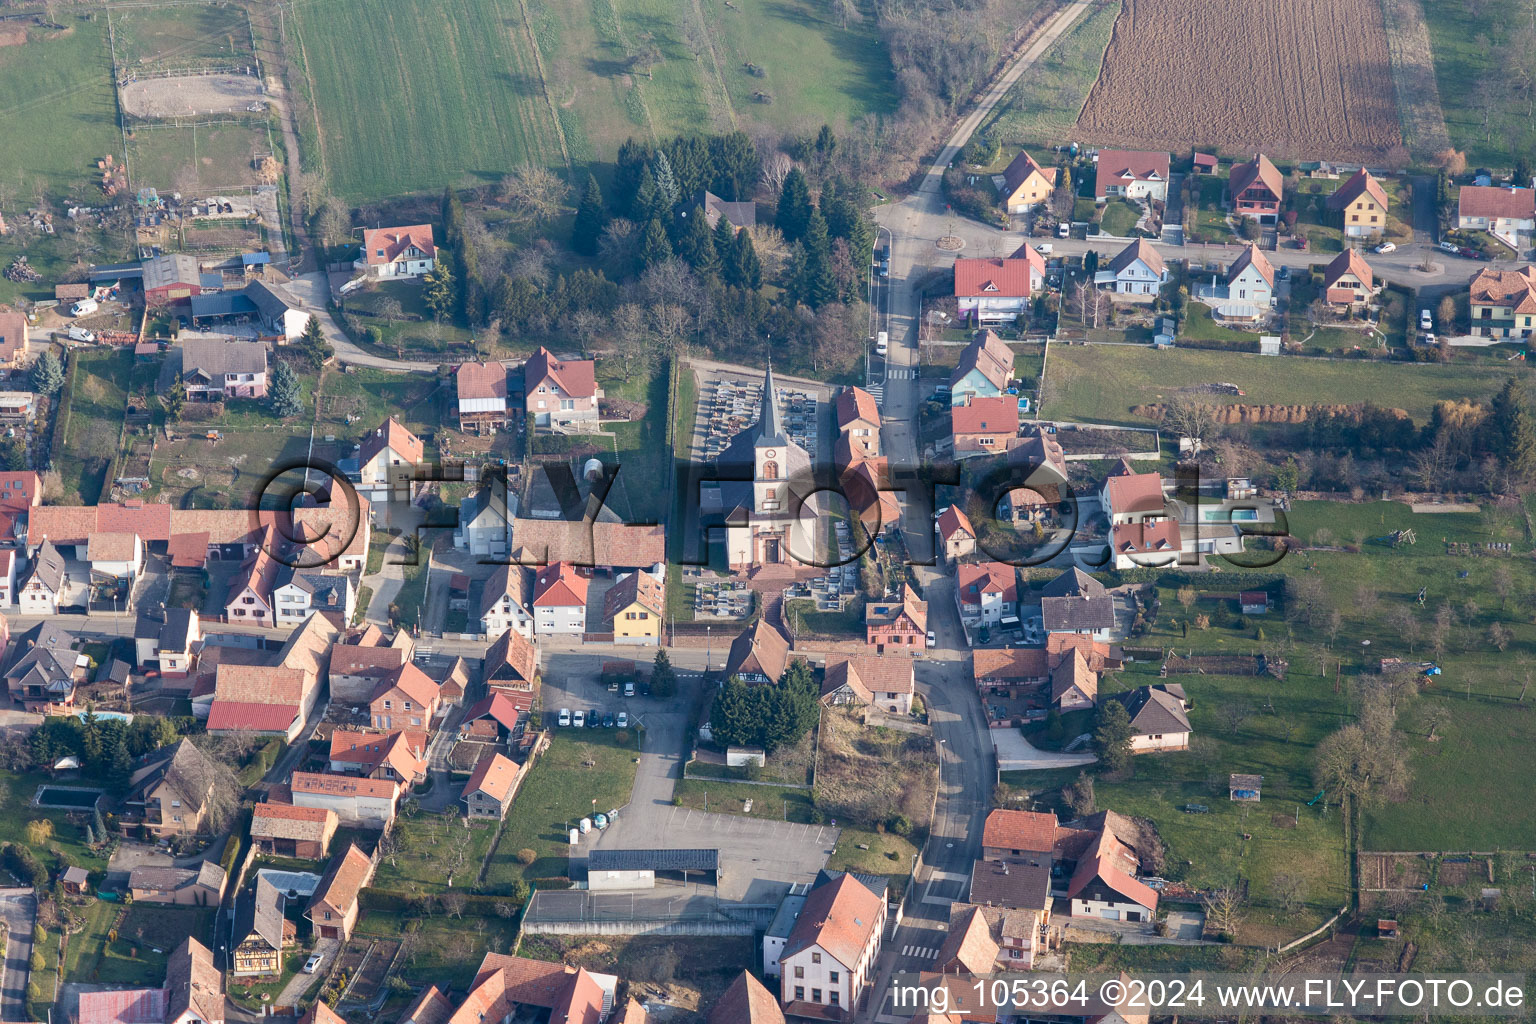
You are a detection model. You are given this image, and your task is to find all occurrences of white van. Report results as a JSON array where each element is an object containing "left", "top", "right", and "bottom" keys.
[
  {"left": 876, "top": 331, "right": 888, "bottom": 355},
  {"left": 67, "top": 326, "right": 96, "bottom": 343},
  {"left": 1036, "top": 243, "right": 1053, "bottom": 256},
  {"left": 69, "top": 298, "right": 98, "bottom": 317}
]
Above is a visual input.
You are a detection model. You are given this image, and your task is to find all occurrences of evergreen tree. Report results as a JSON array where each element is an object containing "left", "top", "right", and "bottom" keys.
[
  {"left": 675, "top": 207, "right": 717, "bottom": 275},
  {"left": 815, "top": 124, "right": 837, "bottom": 160},
  {"left": 725, "top": 228, "right": 762, "bottom": 290},
  {"left": 633, "top": 165, "right": 667, "bottom": 224},
  {"left": 165, "top": 373, "right": 185, "bottom": 422},
  {"left": 298, "top": 315, "right": 332, "bottom": 368},
  {"left": 29, "top": 729, "right": 52, "bottom": 771},
  {"left": 30, "top": 350, "right": 64, "bottom": 396},
  {"left": 707, "top": 131, "right": 759, "bottom": 200},
  {"left": 109, "top": 736, "right": 133, "bottom": 786},
  {"left": 571, "top": 174, "right": 608, "bottom": 257},
  {"left": 83, "top": 824, "right": 94, "bottom": 846},
  {"left": 651, "top": 151, "right": 681, "bottom": 210},
  {"left": 93, "top": 804, "right": 106, "bottom": 839},
  {"left": 268, "top": 360, "right": 303, "bottom": 418},
  {"left": 441, "top": 188, "right": 476, "bottom": 321},
  {"left": 711, "top": 214, "right": 737, "bottom": 273},
  {"left": 651, "top": 649, "right": 677, "bottom": 700},
  {"left": 1094, "top": 700, "right": 1135, "bottom": 773},
  {"left": 423, "top": 254, "right": 456, "bottom": 320},
  {"left": 666, "top": 135, "right": 711, "bottom": 199},
  {"left": 614, "top": 138, "right": 656, "bottom": 216},
  {"left": 638, "top": 218, "right": 673, "bottom": 269},
  {"left": 789, "top": 210, "right": 836, "bottom": 308},
  {"left": 776, "top": 168, "right": 813, "bottom": 243}
]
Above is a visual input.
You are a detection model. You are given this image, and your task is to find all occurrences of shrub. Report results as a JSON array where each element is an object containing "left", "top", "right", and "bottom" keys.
[
  {"left": 886, "top": 814, "right": 912, "bottom": 837},
  {"left": 515, "top": 848, "right": 537, "bottom": 865}
]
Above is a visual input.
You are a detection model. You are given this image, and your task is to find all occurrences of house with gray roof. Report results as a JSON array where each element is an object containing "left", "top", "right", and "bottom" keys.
[
  {"left": 177, "top": 338, "right": 268, "bottom": 401},
  {"left": 1104, "top": 685, "right": 1192, "bottom": 753}
]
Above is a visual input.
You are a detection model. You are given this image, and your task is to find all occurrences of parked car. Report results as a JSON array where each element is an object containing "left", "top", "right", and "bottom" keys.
[
  {"left": 876, "top": 331, "right": 888, "bottom": 356},
  {"left": 1374, "top": 241, "right": 1397, "bottom": 254},
  {"left": 616, "top": 712, "right": 629, "bottom": 729},
  {"left": 602, "top": 712, "right": 615, "bottom": 728},
  {"left": 1439, "top": 240, "right": 1460, "bottom": 254},
  {"left": 558, "top": 708, "right": 572, "bottom": 727},
  {"left": 572, "top": 709, "right": 586, "bottom": 728},
  {"left": 1277, "top": 266, "right": 1289, "bottom": 280},
  {"left": 1461, "top": 247, "right": 1487, "bottom": 260},
  {"left": 1057, "top": 222, "right": 1070, "bottom": 238},
  {"left": 304, "top": 955, "right": 324, "bottom": 974},
  {"left": 623, "top": 681, "right": 636, "bottom": 698},
  {"left": 1420, "top": 309, "right": 1434, "bottom": 331},
  {"left": 587, "top": 710, "right": 601, "bottom": 728},
  {"left": 1036, "top": 243, "right": 1053, "bottom": 255},
  {"left": 926, "top": 631, "right": 937, "bottom": 648},
  {"left": 69, "top": 298, "right": 98, "bottom": 317}
]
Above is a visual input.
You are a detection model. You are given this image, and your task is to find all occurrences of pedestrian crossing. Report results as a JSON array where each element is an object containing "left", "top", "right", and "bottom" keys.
[
  {"left": 885, "top": 367, "right": 916, "bottom": 380},
  {"left": 901, "top": 944, "right": 940, "bottom": 960},
  {"left": 865, "top": 384, "right": 885, "bottom": 404}
]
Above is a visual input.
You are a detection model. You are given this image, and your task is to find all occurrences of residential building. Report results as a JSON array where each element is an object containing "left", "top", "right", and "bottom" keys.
[
  {"left": 1104, "top": 685, "right": 1192, "bottom": 752},
  {"left": 245, "top": 279, "right": 310, "bottom": 340},
  {"left": 129, "top": 862, "right": 227, "bottom": 906},
  {"left": 1109, "top": 517, "right": 1183, "bottom": 569},
  {"left": 233, "top": 876, "right": 293, "bottom": 976},
  {"left": 461, "top": 753, "right": 520, "bottom": 819},
  {"left": 401, "top": 986, "right": 454, "bottom": 1024},
  {"left": 935, "top": 505, "right": 977, "bottom": 562},
  {"left": 951, "top": 395, "right": 1020, "bottom": 459},
  {"left": 948, "top": 329, "right": 1014, "bottom": 406},
  {"left": 249, "top": 802, "right": 337, "bottom": 859},
  {"left": 352, "top": 417, "right": 425, "bottom": 503},
  {"left": 1105, "top": 238, "right": 1167, "bottom": 297},
  {"left": 1094, "top": 150, "right": 1171, "bottom": 202},
  {"left": 456, "top": 361, "right": 510, "bottom": 433},
  {"left": 1457, "top": 185, "right": 1536, "bottom": 242},
  {"left": 955, "top": 562, "right": 1018, "bottom": 628},
  {"left": 0, "top": 307, "right": 26, "bottom": 367},
  {"left": 724, "top": 619, "right": 791, "bottom": 685},
  {"left": 458, "top": 692, "right": 527, "bottom": 744},
  {"left": 178, "top": 338, "right": 268, "bottom": 401},
  {"left": 531, "top": 561, "right": 589, "bottom": 636},
  {"left": 328, "top": 627, "right": 412, "bottom": 702},
  {"left": 1036, "top": 568, "right": 1115, "bottom": 640},
  {"left": 1101, "top": 463, "right": 1167, "bottom": 525},
  {"left": 1000, "top": 150, "right": 1059, "bottom": 215},
  {"left": 680, "top": 190, "right": 756, "bottom": 232},
  {"left": 1063, "top": 822, "right": 1158, "bottom": 922},
  {"left": 1322, "top": 249, "right": 1380, "bottom": 309},
  {"left": 291, "top": 772, "right": 400, "bottom": 828},
  {"left": 835, "top": 386, "right": 881, "bottom": 459},
  {"left": 524, "top": 347, "right": 602, "bottom": 431},
  {"left": 0, "top": 469, "right": 41, "bottom": 546},
  {"left": 933, "top": 905, "right": 1000, "bottom": 976},
  {"left": 1469, "top": 266, "right": 1536, "bottom": 339},
  {"left": 356, "top": 225, "right": 436, "bottom": 279},
  {"left": 369, "top": 663, "right": 440, "bottom": 730},
  {"left": 328, "top": 729, "right": 428, "bottom": 787},
  {"left": 306, "top": 844, "right": 375, "bottom": 941},
  {"left": 972, "top": 648, "right": 1049, "bottom": 695},
  {"left": 1327, "top": 169, "right": 1390, "bottom": 238},
  {"left": 19, "top": 538, "right": 68, "bottom": 614},
  {"left": 1050, "top": 649, "right": 1098, "bottom": 711},
  {"left": 2, "top": 621, "right": 85, "bottom": 709},
  {"left": 143, "top": 254, "right": 206, "bottom": 304},
  {"left": 819, "top": 655, "right": 915, "bottom": 716},
  {"left": 483, "top": 627, "right": 539, "bottom": 694},
  {"left": 125, "top": 739, "right": 219, "bottom": 838},
  {"left": 866, "top": 584, "right": 927, "bottom": 653},
  {"left": 76, "top": 938, "right": 224, "bottom": 1024},
  {"left": 456, "top": 484, "right": 513, "bottom": 558},
  {"left": 953, "top": 250, "right": 1044, "bottom": 324},
  {"left": 442, "top": 953, "right": 606, "bottom": 1024},
  {"left": 206, "top": 614, "right": 335, "bottom": 739},
  {"left": 778, "top": 872, "right": 887, "bottom": 1018},
  {"left": 1226, "top": 243, "right": 1275, "bottom": 308},
  {"left": 477, "top": 565, "right": 532, "bottom": 638},
  {"left": 1229, "top": 154, "right": 1283, "bottom": 223},
  {"left": 712, "top": 972, "right": 785, "bottom": 1024},
  {"left": 602, "top": 570, "right": 664, "bottom": 645},
  {"left": 133, "top": 607, "right": 200, "bottom": 676},
  {"left": 0, "top": 549, "right": 14, "bottom": 607},
  {"left": 272, "top": 569, "right": 354, "bottom": 628},
  {"left": 224, "top": 543, "right": 281, "bottom": 626}
]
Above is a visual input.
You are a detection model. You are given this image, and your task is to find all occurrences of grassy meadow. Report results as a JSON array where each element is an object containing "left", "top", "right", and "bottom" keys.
[
  {"left": 109, "top": 2, "right": 256, "bottom": 71},
  {"left": 979, "top": 0, "right": 1116, "bottom": 149},
  {"left": 1421, "top": 0, "right": 1536, "bottom": 168}
]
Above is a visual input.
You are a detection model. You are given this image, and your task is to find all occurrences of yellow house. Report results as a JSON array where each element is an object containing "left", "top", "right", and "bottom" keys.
[
  {"left": 1326, "top": 168, "right": 1389, "bottom": 239},
  {"left": 602, "top": 571, "right": 664, "bottom": 645},
  {"left": 1000, "top": 150, "right": 1059, "bottom": 215}
]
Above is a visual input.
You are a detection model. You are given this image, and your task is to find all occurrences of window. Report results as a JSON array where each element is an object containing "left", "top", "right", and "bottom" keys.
[
  {"left": 560, "top": 399, "right": 574, "bottom": 411},
  {"left": 762, "top": 461, "right": 779, "bottom": 480},
  {"left": 171, "top": 800, "right": 181, "bottom": 808},
  {"left": 794, "top": 987, "right": 804, "bottom": 1001},
  {"left": 829, "top": 971, "right": 839, "bottom": 984},
  {"left": 794, "top": 967, "right": 804, "bottom": 979},
  {"left": 830, "top": 992, "right": 840, "bottom": 1007},
  {"left": 1351, "top": 214, "right": 1358, "bottom": 222},
  {"left": 404, "top": 702, "right": 413, "bottom": 711},
  {"left": 811, "top": 953, "right": 821, "bottom": 964},
  {"left": 384, "top": 700, "right": 393, "bottom": 709},
  {"left": 1010, "top": 948, "right": 1023, "bottom": 959},
  {"left": 812, "top": 989, "right": 822, "bottom": 1003}
]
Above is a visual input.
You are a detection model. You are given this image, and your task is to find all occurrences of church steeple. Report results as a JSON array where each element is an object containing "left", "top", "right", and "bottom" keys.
[{"left": 755, "top": 362, "right": 785, "bottom": 447}]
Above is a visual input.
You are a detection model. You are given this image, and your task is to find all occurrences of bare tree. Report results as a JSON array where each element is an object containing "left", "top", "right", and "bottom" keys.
[
  {"left": 1217, "top": 702, "right": 1251, "bottom": 735},
  {"left": 1270, "top": 872, "right": 1308, "bottom": 915},
  {"left": 746, "top": 224, "right": 790, "bottom": 280},
  {"left": 1313, "top": 722, "right": 1411, "bottom": 806},
  {"left": 1489, "top": 621, "right": 1511, "bottom": 652},
  {"left": 1203, "top": 886, "right": 1247, "bottom": 936},
  {"left": 499, "top": 166, "right": 571, "bottom": 226},
  {"left": 1423, "top": 704, "right": 1450, "bottom": 741},
  {"left": 761, "top": 152, "right": 795, "bottom": 197},
  {"left": 1387, "top": 605, "right": 1420, "bottom": 654},
  {"left": 1163, "top": 398, "right": 1220, "bottom": 450},
  {"left": 441, "top": 892, "right": 467, "bottom": 918}
]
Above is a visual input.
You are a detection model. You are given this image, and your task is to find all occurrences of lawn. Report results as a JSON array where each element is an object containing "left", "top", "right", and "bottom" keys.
[
  {"left": 784, "top": 596, "right": 865, "bottom": 637},
  {"left": 1039, "top": 343, "right": 1523, "bottom": 426},
  {"left": 315, "top": 365, "right": 446, "bottom": 442},
  {"left": 825, "top": 827, "right": 917, "bottom": 899},
  {"left": 672, "top": 777, "right": 817, "bottom": 822},
  {"left": 979, "top": 0, "right": 1116, "bottom": 148},
  {"left": 342, "top": 282, "right": 476, "bottom": 358},
  {"left": 1189, "top": 174, "right": 1235, "bottom": 244},
  {"left": 1097, "top": 199, "right": 1141, "bottom": 238},
  {"left": 56, "top": 348, "right": 133, "bottom": 505},
  {"left": 64, "top": 902, "right": 214, "bottom": 986},
  {"left": 373, "top": 809, "right": 498, "bottom": 893},
  {"left": 481, "top": 730, "right": 640, "bottom": 888},
  {"left": 124, "top": 120, "right": 276, "bottom": 192},
  {"left": 1421, "top": 0, "right": 1536, "bottom": 167},
  {"left": 1177, "top": 303, "right": 1261, "bottom": 347},
  {"left": 0, "top": 771, "right": 110, "bottom": 879}
]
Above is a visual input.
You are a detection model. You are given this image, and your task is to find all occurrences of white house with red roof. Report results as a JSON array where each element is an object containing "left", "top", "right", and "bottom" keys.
[
  {"left": 950, "top": 395, "right": 1020, "bottom": 459},
  {"left": 355, "top": 225, "right": 436, "bottom": 279},
  {"left": 1093, "top": 150, "right": 1170, "bottom": 202},
  {"left": 531, "top": 562, "right": 589, "bottom": 637},
  {"left": 955, "top": 562, "right": 1018, "bottom": 628},
  {"left": 523, "top": 347, "right": 601, "bottom": 431},
  {"left": 952, "top": 247, "right": 1045, "bottom": 324},
  {"left": 778, "top": 872, "right": 886, "bottom": 1018},
  {"left": 1457, "top": 185, "right": 1535, "bottom": 247},
  {"left": 353, "top": 417, "right": 425, "bottom": 503},
  {"left": 456, "top": 361, "right": 510, "bottom": 433},
  {"left": 935, "top": 505, "right": 976, "bottom": 562}
]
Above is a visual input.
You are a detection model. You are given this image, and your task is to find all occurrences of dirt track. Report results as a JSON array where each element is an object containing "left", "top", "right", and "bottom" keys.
[
  {"left": 1075, "top": 0, "right": 1403, "bottom": 161},
  {"left": 120, "top": 73, "right": 265, "bottom": 119}
]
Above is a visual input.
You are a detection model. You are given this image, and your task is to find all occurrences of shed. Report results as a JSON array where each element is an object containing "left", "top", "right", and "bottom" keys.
[
  {"left": 1259, "top": 335, "right": 1281, "bottom": 356},
  {"left": 1229, "top": 773, "right": 1263, "bottom": 802},
  {"left": 62, "top": 865, "right": 91, "bottom": 894},
  {"left": 1193, "top": 153, "right": 1218, "bottom": 174},
  {"left": 1377, "top": 919, "right": 1399, "bottom": 938},
  {"left": 726, "top": 747, "right": 766, "bottom": 768},
  {"left": 586, "top": 848, "right": 718, "bottom": 891},
  {"left": 1240, "top": 591, "right": 1270, "bottom": 615}
]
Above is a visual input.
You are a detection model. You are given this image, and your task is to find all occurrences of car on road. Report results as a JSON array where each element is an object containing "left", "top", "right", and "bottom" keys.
[
  {"left": 1420, "top": 309, "right": 1434, "bottom": 331},
  {"left": 572, "top": 709, "right": 586, "bottom": 728},
  {"left": 557, "top": 708, "right": 572, "bottom": 727},
  {"left": 1374, "top": 241, "right": 1397, "bottom": 254},
  {"left": 1439, "top": 240, "right": 1460, "bottom": 255},
  {"left": 623, "top": 681, "right": 635, "bottom": 698},
  {"left": 304, "top": 954, "right": 324, "bottom": 974},
  {"left": 616, "top": 712, "right": 629, "bottom": 729},
  {"left": 926, "top": 631, "right": 936, "bottom": 648},
  {"left": 876, "top": 331, "right": 888, "bottom": 356},
  {"left": 1036, "top": 243, "right": 1053, "bottom": 255},
  {"left": 879, "top": 259, "right": 890, "bottom": 278}
]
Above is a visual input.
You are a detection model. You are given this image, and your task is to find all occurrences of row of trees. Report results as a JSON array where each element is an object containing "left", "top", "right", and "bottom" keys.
[
  {"left": 22, "top": 713, "right": 189, "bottom": 790},
  {"left": 708, "top": 661, "right": 819, "bottom": 753}
]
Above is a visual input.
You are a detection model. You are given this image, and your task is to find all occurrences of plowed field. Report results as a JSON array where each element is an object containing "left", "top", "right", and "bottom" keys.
[{"left": 1075, "top": 0, "right": 1402, "bottom": 161}]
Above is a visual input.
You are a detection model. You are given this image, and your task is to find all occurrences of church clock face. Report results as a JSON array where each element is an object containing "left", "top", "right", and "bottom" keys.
[{"left": 765, "top": 450, "right": 776, "bottom": 459}]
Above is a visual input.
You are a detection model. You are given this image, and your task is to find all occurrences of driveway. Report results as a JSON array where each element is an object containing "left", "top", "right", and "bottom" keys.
[
  {"left": 274, "top": 937, "right": 335, "bottom": 1007},
  {"left": 0, "top": 888, "right": 37, "bottom": 1022},
  {"left": 992, "top": 729, "right": 1096, "bottom": 771}
]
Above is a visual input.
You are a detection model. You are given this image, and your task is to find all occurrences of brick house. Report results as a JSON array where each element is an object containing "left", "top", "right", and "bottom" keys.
[
  {"left": 306, "top": 844, "right": 375, "bottom": 941},
  {"left": 249, "top": 802, "right": 337, "bottom": 859}
]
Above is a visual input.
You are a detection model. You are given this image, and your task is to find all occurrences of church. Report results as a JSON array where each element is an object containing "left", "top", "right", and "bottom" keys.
[{"left": 699, "top": 365, "right": 825, "bottom": 572}]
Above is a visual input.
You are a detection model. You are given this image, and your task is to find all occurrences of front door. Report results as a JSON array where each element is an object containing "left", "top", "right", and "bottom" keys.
[{"left": 765, "top": 538, "right": 780, "bottom": 563}]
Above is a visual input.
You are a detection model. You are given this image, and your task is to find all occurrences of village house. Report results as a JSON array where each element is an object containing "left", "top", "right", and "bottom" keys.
[
  {"left": 933, "top": 905, "right": 1000, "bottom": 976},
  {"left": 458, "top": 692, "right": 528, "bottom": 744},
  {"left": 1457, "top": 185, "right": 1536, "bottom": 245},
  {"left": 1228, "top": 243, "right": 1275, "bottom": 308},
  {"left": 0, "top": 307, "right": 26, "bottom": 368},
  {"left": 2, "top": 621, "right": 86, "bottom": 710},
  {"left": 133, "top": 607, "right": 200, "bottom": 676},
  {"left": 1327, "top": 168, "right": 1390, "bottom": 238},
  {"left": 1036, "top": 567, "right": 1116, "bottom": 640},
  {"left": 290, "top": 772, "right": 400, "bottom": 828},
  {"left": 1322, "top": 249, "right": 1381, "bottom": 309},
  {"left": 952, "top": 248, "right": 1045, "bottom": 324},
  {"left": 969, "top": 808, "right": 1056, "bottom": 915},
  {"left": 1109, "top": 517, "right": 1183, "bottom": 569},
  {"left": 478, "top": 564, "right": 533, "bottom": 638},
  {"left": 1104, "top": 685, "right": 1193, "bottom": 752},
  {"left": 355, "top": 225, "right": 436, "bottom": 279},
  {"left": 1229, "top": 154, "right": 1283, "bottom": 223},
  {"left": 245, "top": 279, "right": 310, "bottom": 340},
  {"left": 1094, "top": 149, "right": 1171, "bottom": 202},
  {"left": 524, "top": 347, "right": 602, "bottom": 431},
  {"left": 1050, "top": 648, "right": 1098, "bottom": 711},
  {"left": 124, "top": 739, "right": 220, "bottom": 839},
  {"left": 77, "top": 937, "right": 224, "bottom": 1024},
  {"left": 328, "top": 728, "right": 429, "bottom": 788},
  {"left": 948, "top": 328, "right": 1014, "bottom": 406},
  {"left": 306, "top": 844, "right": 375, "bottom": 941},
  {"left": 951, "top": 394, "right": 1020, "bottom": 459},
  {"left": 206, "top": 615, "right": 335, "bottom": 739},
  {"left": 249, "top": 802, "right": 337, "bottom": 859},
  {"left": 0, "top": 469, "right": 41, "bottom": 547},
  {"left": 0, "top": 549, "right": 14, "bottom": 607},
  {"left": 129, "top": 862, "right": 227, "bottom": 906},
  {"left": 400, "top": 986, "right": 454, "bottom": 1024},
  {"left": 456, "top": 484, "right": 513, "bottom": 558},
  {"left": 442, "top": 952, "right": 608, "bottom": 1024},
  {"left": 350, "top": 417, "right": 425, "bottom": 503},
  {"left": 1101, "top": 461, "right": 1167, "bottom": 525},
  {"left": 1469, "top": 266, "right": 1536, "bottom": 339},
  {"left": 679, "top": 189, "right": 757, "bottom": 232},
  {"left": 601, "top": 570, "right": 665, "bottom": 645},
  {"left": 1061, "top": 818, "right": 1158, "bottom": 922},
  {"left": 369, "top": 663, "right": 440, "bottom": 730},
  {"left": 778, "top": 872, "right": 887, "bottom": 1018},
  {"left": 272, "top": 569, "right": 355, "bottom": 628},
  {"left": 819, "top": 655, "right": 915, "bottom": 716},
  {"left": 724, "top": 619, "right": 792, "bottom": 685},
  {"left": 178, "top": 338, "right": 268, "bottom": 401},
  {"left": 955, "top": 562, "right": 1018, "bottom": 629},
  {"left": 1000, "top": 150, "right": 1059, "bottom": 216},
  {"left": 712, "top": 972, "right": 785, "bottom": 1024},
  {"left": 1104, "top": 238, "right": 1167, "bottom": 297},
  {"left": 439, "top": 657, "right": 471, "bottom": 706},
  {"left": 223, "top": 544, "right": 281, "bottom": 625},
  {"left": 232, "top": 876, "right": 294, "bottom": 976},
  {"left": 86, "top": 531, "right": 143, "bottom": 581},
  {"left": 835, "top": 386, "right": 881, "bottom": 459},
  {"left": 19, "top": 538, "right": 68, "bottom": 614},
  {"left": 935, "top": 505, "right": 977, "bottom": 562},
  {"left": 483, "top": 626, "right": 539, "bottom": 694},
  {"left": 456, "top": 361, "right": 511, "bottom": 433},
  {"left": 972, "top": 647, "right": 1049, "bottom": 695},
  {"left": 328, "top": 627, "right": 413, "bottom": 702},
  {"left": 461, "top": 752, "right": 520, "bottom": 819},
  {"left": 866, "top": 584, "right": 927, "bottom": 653},
  {"left": 531, "top": 561, "right": 590, "bottom": 636}
]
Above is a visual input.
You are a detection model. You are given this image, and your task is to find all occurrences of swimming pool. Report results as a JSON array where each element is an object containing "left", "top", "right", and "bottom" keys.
[
  {"left": 35, "top": 786, "right": 104, "bottom": 810},
  {"left": 1202, "top": 507, "right": 1259, "bottom": 522}
]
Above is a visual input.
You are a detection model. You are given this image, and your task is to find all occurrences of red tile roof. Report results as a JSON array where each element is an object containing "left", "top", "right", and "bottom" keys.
[
  {"left": 835, "top": 386, "right": 880, "bottom": 429},
  {"left": 207, "top": 700, "right": 299, "bottom": 733},
  {"left": 1103, "top": 471, "right": 1164, "bottom": 515},
  {"left": 1458, "top": 185, "right": 1536, "bottom": 221},
  {"left": 0, "top": 471, "right": 39, "bottom": 514},
  {"left": 953, "top": 254, "right": 1042, "bottom": 298},
  {"left": 167, "top": 532, "right": 210, "bottom": 569},
  {"left": 292, "top": 771, "right": 398, "bottom": 800},
  {"left": 957, "top": 562, "right": 1018, "bottom": 606},
  {"left": 532, "top": 562, "right": 589, "bottom": 608},
  {"left": 251, "top": 802, "right": 336, "bottom": 842},
  {"left": 524, "top": 347, "right": 598, "bottom": 399},
  {"left": 462, "top": 753, "right": 519, "bottom": 803},
  {"left": 456, "top": 361, "right": 509, "bottom": 401},
  {"left": 972, "top": 648, "right": 1049, "bottom": 683},
  {"left": 359, "top": 417, "right": 425, "bottom": 468},
  {"left": 1094, "top": 149, "right": 1170, "bottom": 196},
  {"left": 1229, "top": 154, "right": 1282, "bottom": 201},
  {"left": 0, "top": 307, "right": 25, "bottom": 362},
  {"left": 1470, "top": 266, "right": 1536, "bottom": 314},
  {"left": 936, "top": 504, "right": 974, "bottom": 543},
  {"left": 1112, "top": 518, "right": 1182, "bottom": 555},
  {"left": 982, "top": 809, "right": 1059, "bottom": 852},
  {"left": 1002, "top": 150, "right": 1058, "bottom": 193},
  {"left": 951, "top": 395, "right": 1018, "bottom": 437},
  {"left": 783, "top": 872, "right": 883, "bottom": 969},
  {"left": 709, "top": 972, "right": 785, "bottom": 1024},
  {"left": 1323, "top": 249, "right": 1375, "bottom": 293},
  {"left": 1228, "top": 243, "right": 1276, "bottom": 287},
  {"left": 360, "top": 225, "right": 436, "bottom": 266},
  {"left": 309, "top": 844, "right": 374, "bottom": 917}
]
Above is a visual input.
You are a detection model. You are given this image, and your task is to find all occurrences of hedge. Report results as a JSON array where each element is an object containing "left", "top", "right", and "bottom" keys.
[{"left": 3, "top": 843, "right": 45, "bottom": 888}]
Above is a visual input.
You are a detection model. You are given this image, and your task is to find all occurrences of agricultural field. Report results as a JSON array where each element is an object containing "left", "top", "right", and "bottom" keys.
[
  {"left": 290, "top": 0, "right": 891, "bottom": 201},
  {"left": 980, "top": 0, "right": 1118, "bottom": 148},
  {"left": 1075, "top": 0, "right": 1403, "bottom": 161},
  {"left": 1420, "top": 0, "right": 1536, "bottom": 166},
  {"left": 123, "top": 121, "right": 275, "bottom": 192},
  {"left": 1039, "top": 343, "right": 1522, "bottom": 426},
  {"left": 108, "top": 2, "right": 256, "bottom": 74}
]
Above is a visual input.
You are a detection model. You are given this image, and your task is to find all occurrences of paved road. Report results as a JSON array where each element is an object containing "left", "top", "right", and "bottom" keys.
[{"left": 0, "top": 888, "right": 36, "bottom": 1023}]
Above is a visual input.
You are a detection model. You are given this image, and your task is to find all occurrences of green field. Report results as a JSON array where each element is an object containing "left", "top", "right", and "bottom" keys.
[
  {"left": 292, "top": 0, "right": 892, "bottom": 201},
  {"left": 109, "top": 2, "right": 256, "bottom": 71},
  {"left": 124, "top": 120, "right": 274, "bottom": 191},
  {"left": 56, "top": 348, "right": 138, "bottom": 505},
  {"left": 373, "top": 809, "right": 498, "bottom": 893},
  {"left": 1040, "top": 344, "right": 1525, "bottom": 425},
  {"left": 1421, "top": 0, "right": 1536, "bottom": 167},
  {"left": 979, "top": 0, "right": 1116, "bottom": 147}
]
